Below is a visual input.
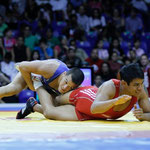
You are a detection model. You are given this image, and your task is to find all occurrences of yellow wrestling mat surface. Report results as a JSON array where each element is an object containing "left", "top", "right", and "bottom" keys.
[
  {"left": 1, "top": 104, "right": 150, "bottom": 140},
  {"left": 1, "top": 104, "right": 150, "bottom": 150}
]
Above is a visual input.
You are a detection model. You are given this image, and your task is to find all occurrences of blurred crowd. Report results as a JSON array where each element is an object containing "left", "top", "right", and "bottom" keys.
[{"left": 1, "top": 0, "right": 150, "bottom": 103}]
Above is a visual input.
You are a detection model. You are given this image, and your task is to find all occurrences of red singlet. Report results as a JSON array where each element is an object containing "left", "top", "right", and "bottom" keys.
[{"left": 69, "top": 79, "right": 137, "bottom": 120}]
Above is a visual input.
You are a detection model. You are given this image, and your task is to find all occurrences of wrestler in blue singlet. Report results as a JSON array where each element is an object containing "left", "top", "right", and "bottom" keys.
[{"left": 41, "top": 59, "right": 69, "bottom": 96}]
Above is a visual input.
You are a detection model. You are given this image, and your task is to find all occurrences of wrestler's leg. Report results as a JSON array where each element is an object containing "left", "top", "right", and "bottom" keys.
[
  {"left": 55, "top": 91, "right": 72, "bottom": 106},
  {"left": 0, "top": 72, "right": 27, "bottom": 98},
  {"left": 35, "top": 87, "right": 77, "bottom": 120},
  {"left": 33, "top": 103, "right": 78, "bottom": 121},
  {"left": 16, "top": 95, "right": 78, "bottom": 120}
]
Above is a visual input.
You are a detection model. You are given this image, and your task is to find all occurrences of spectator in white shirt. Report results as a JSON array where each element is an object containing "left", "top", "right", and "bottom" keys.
[
  {"left": 127, "top": 39, "right": 145, "bottom": 58},
  {"left": 88, "top": 8, "right": 106, "bottom": 32},
  {"left": 96, "top": 40, "right": 109, "bottom": 61},
  {"left": 77, "top": 5, "right": 90, "bottom": 32},
  {"left": 0, "top": 52, "right": 18, "bottom": 81}
]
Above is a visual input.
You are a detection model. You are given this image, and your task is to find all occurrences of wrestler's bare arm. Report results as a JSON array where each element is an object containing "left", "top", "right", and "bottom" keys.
[
  {"left": 139, "top": 89, "right": 150, "bottom": 112},
  {"left": 18, "top": 60, "right": 58, "bottom": 91},
  {"left": 91, "top": 80, "right": 131, "bottom": 114},
  {"left": 133, "top": 88, "right": 150, "bottom": 121}
]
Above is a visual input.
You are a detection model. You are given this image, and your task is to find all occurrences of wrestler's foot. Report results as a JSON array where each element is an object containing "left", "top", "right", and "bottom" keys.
[{"left": 16, "top": 97, "right": 37, "bottom": 119}]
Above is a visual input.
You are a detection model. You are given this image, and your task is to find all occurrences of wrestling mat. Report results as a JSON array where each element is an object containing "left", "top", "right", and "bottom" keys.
[{"left": 0, "top": 103, "right": 150, "bottom": 150}]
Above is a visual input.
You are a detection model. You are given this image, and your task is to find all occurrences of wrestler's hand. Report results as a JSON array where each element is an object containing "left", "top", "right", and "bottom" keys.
[
  {"left": 114, "top": 95, "right": 132, "bottom": 105},
  {"left": 133, "top": 104, "right": 144, "bottom": 121}
]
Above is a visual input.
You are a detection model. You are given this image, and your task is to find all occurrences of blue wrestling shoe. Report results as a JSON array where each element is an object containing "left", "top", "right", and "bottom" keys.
[{"left": 16, "top": 97, "right": 37, "bottom": 119}]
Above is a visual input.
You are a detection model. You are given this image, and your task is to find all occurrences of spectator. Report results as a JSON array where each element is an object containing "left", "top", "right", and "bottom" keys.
[
  {"left": 127, "top": 49, "right": 138, "bottom": 63},
  {"left": 34, "top": 38, "right": 54, "bottom": 60},
  {"left": 108, "top": 51, "right": 122, "bottom": 77},
  {"left": 123, "top": 57, "right": 132, "bottom": 65},
  {"left": 127, "top": 39, "right": 145, "bottom": 58},
  {"left": 125, "top": 8, "right": 143, "bottom": 34},
  {"left": 64, "top": 2, "right": 76, "bottom": 20},
  {"left": 30, "top": 50, "right": 40, "bottom": 60},
  {"left": 0, "top": 52, "right": 18, "bottom": 103},
  {"left": 5, "top": 2, "right": 21, "bottom": 29},
  {"left": 69, "top": 39, "right": 88, "bottom": 63},
  {"left": 112, "top": 8, "right": 125, "bottom": 33},
  {"left": 62, "top": 14, "right": 84, "bottom": 40},
  {"left": 53, "top": 36, "right": 68, "bottom": 59},
  {"left": 3, "top": 28, "right": 16, "bottom": 60},
  {"left": 109, "top": 38, "right": 125, "bottom": 61},
  {"left": 99, "top": 62, "right": 116, "bottom": 81},
  {"left": 131, "top": 0, "right": 150, "bottom": 32},
  {"left": 24, "top": 0, "right": 40, "bottom": 23},
  {"left": 13, "top": 36, "right": 30, "bottom": 62},
  {"left": 0, "top": 52, "right": 18, "bottom": 81},
  {"left": 133, "top": 39, "right": 145, "bottom": 57},
  {"left": 85, "top": 48, "right": 103, "bottom": 75},
  {"left": 11, "top": 0, "right": 26, "bottom": 15},
  {"left": 93, "top": 74, "right": 103, "bottom": 88},
  {"left": 33, "top": 19, "right": 50, "bottom": 39},
  {"left": 23, "top": 25, "right": 39, "bottom": 52},
  {"left": 19, "top": 0, "right": 40, "bottom": 34},
  {"left": 88, "top": 8, "right": 106, "bottom": 33},
  {"left": 38, "top": 4, "right": 53, "bottom": 24},
  {"left": 76, "top": 5, "right": 89, "bottom": 32},
  {"left": 46, "top": 28, "right": 60, "bottom": 49},
  {"left": 60, "top": 47, "right": 83, "bottom": 68},
  {"left": 50, "top": 0, "right": 68, "bottom": 21},
  {"left": 96, "top": 39, "right": 109, "bottom": 61}
]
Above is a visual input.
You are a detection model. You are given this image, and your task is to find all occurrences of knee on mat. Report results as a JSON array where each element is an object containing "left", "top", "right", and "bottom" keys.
[{"left": 43, "top": 110, "right": 56, "bottom": 119}]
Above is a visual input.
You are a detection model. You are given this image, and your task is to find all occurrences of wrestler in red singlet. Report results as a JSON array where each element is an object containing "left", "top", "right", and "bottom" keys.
[{"left": 69, "top": 79, "right": 137, "bottom": 121}]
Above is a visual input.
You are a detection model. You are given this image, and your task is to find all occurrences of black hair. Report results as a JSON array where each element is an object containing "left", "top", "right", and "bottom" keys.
[
  {"left": 119, "top": 63, "right": 144, "bottom": 85},
  {"left": 30, "top": 50, "right": 40, "bottom": 60},
  {"left": 66, "top": 67, "right": 84, "bottom": 87}
]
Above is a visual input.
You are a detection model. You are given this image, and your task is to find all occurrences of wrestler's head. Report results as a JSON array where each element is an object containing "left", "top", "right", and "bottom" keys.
[
  {"left": 58, "top": 68, "right": 84, "bottom": 94},
  {"left": 119, "top": 63, "right": 144, "bottom": 96}
]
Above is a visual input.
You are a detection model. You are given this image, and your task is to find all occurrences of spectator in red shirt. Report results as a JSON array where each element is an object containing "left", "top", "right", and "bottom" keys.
[{"left": 85, "top": 48, "right": 103, "bottom": 75}]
